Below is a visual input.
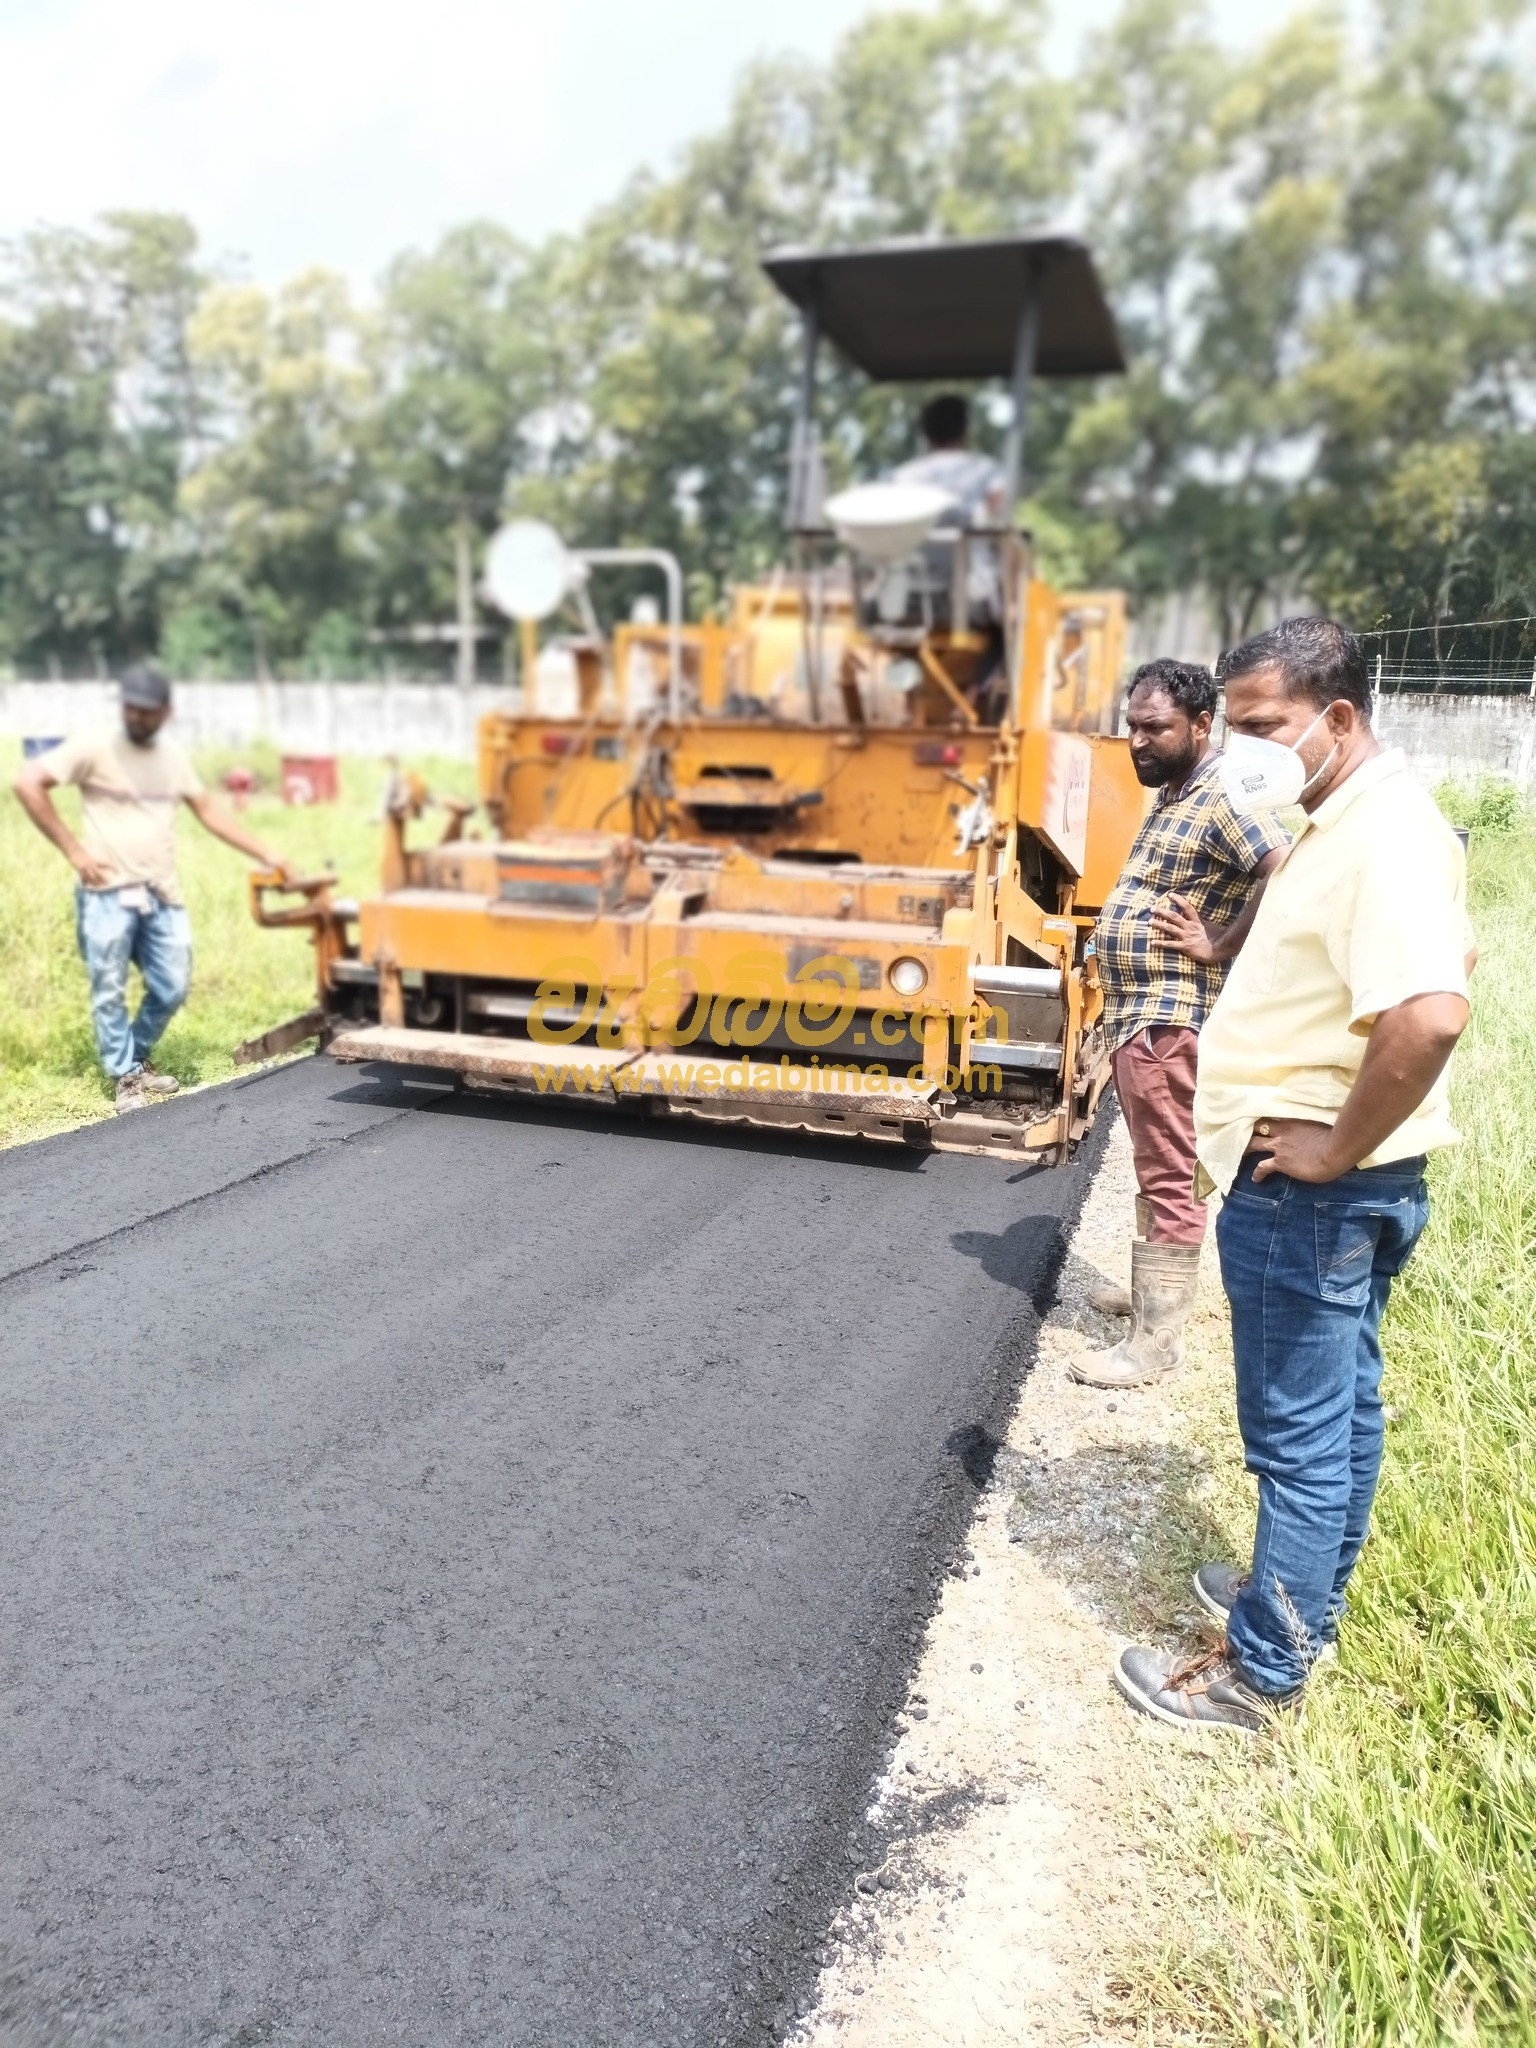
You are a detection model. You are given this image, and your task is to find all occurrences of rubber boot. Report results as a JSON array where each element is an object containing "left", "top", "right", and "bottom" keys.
[
  {"left": 1087, "top": 1195, "right": 1152, "bottom": 1319},
  {"left": 1071, "top": 1240, "right": 1201, "bottom": 1388}
]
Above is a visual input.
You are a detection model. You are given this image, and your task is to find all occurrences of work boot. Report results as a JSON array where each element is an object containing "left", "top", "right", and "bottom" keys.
[
  {"left": 1192, "top": 1562, "right": 1337, "bottom": 1663},
  {"left": 114, "top": 1071, "right": 149, "bottom": 1114},
  {"left": 1192, "top": 1562, "right": 1249, "bottom": 1625},
  {"left": 1087, "top": 1196, "right": 1152, "bottom": 1319},
  {"left": 137, "top": 1061, "right": 181, "bottom": 1097},
  {"left": 1113, "top": 1642, "right": 1300, "bottom": 1736},
  {"left": 1070, "top": 1240, "right": 1201, "bottom": 1388}
]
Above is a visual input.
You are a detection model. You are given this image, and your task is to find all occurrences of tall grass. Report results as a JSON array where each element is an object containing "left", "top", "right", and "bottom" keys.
[
  {"left": 0, "top": 739, "right": 474, "bottom": 1148},
  {"left": 1182, "top": 825, "right": 1536, "bottom": 2045}
]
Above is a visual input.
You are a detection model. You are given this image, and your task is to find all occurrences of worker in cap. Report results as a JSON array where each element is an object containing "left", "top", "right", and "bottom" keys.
[{"left": 12, "top": 664, "right": 296, "bottom": 1114}]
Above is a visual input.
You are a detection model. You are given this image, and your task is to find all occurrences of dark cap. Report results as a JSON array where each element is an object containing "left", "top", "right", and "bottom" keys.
[{"left": 119, "top": 663, "right": 172, "bottom": 710}]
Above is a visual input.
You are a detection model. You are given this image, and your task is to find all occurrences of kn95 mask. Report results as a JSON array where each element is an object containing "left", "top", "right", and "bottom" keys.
[{"left": 1218, "top": 708, "right": 1338, "bottom": 813}]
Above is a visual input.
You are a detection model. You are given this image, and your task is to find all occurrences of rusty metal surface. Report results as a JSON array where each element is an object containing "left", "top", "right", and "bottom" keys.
[
  {"left": 233, "top": 1007, "right": 329, "bottom": 1066},
  {"left": 321, "top": 1027, "right": 1083, "bottom": 1157}
]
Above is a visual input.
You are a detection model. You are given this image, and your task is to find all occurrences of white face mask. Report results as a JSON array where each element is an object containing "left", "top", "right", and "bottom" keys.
[{"left": 1218, "top": 707, "right": 1339, "bottom": 812}]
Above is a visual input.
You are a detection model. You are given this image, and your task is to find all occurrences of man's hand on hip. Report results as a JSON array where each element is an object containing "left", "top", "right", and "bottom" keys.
[
  {"left": 1150, "top": 892, "right": 1220, "bottom": 965},
  {"left": 1249, "top": 1118, "right": 1351, "bottom": 1184},
  {"left": 72, "top": 850, "right": 115, "bottom": 889}
]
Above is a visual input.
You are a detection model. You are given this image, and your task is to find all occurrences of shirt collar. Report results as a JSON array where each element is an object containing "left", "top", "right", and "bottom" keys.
[
  {"left": 1154, "top": 748, "right": 1221, "bottom": 809},
  {"left": 1296, "top": 746, "right": 1406, "bottom": 837}
]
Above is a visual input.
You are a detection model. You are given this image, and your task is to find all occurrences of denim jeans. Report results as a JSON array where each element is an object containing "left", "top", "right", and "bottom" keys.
[
  {"left": 1216, "top": 1152, "right": 1430, "bottom": 1696},
  {"left": 76, "top": 886, "right": 193, "bottom": 1080}
]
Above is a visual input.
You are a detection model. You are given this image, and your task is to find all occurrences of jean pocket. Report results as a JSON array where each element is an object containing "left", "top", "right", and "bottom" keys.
[{"left": 1314, "top": 1204, "right": 1380, "bottom": 1306}]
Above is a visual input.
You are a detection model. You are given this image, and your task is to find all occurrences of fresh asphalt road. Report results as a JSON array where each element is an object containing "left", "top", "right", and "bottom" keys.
[{"left": 0, "top": 1056, "right": 1100, "bottom": 2048}]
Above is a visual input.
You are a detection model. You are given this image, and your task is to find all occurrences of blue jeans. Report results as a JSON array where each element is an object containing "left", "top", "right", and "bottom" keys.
[
  {"left": 1216, "top": 1153, "right": 1430, "bottom": 1696},
  {"left": 76, "top": 886, "right": 193, "bottom": 1080}
]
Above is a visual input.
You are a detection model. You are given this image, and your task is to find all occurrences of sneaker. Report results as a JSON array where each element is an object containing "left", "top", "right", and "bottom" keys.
[
  {"left": 114, "top": 1071, "right": 149, "bottom": 1114},
  {"left": 1112, "top": 1642, "right": 1301, "bottom": 1736},
  {"left": 137, "top": 1061, "right": 181, "bottom": 1097}
]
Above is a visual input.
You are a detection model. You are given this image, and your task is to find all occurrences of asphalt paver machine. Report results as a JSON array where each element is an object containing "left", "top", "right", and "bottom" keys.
[{"left": 251, "top": 234, "right": 1147, "bottom": 1163}]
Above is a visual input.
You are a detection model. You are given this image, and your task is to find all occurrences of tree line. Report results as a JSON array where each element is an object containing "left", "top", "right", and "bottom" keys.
[{"left": 2, "top": 0, "right": 1533, "bottom": 683}]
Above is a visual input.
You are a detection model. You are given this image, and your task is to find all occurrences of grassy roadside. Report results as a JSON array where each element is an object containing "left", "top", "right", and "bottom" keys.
[
  {"left": 0, "top": 739, "right": 474, "bottom": 1149},
  {"left": 1154, "top": 821, "right": 1536, "bottom": 2045}
]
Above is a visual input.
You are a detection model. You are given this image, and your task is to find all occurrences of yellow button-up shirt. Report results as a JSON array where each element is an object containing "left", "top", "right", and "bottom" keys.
[{"left": 1194, "top": 749, "right": 1472, "bottom": 1196}]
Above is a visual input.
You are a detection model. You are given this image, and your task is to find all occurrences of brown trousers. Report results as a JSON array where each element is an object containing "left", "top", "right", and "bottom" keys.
[{"left": 1110, "top": 1025, "right": 1207, "bottom": 1246}]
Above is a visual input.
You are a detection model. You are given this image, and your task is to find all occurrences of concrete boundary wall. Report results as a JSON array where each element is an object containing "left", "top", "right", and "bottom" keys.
[
  {"left": 0, "top": 680, "right": 518, "bottom": 762},
  {"left": 1374, "top": 692, "right": 1534, "bottom": 794},
  {"left": 1, "top": 679, "right": 1532, "bottom": 792}
]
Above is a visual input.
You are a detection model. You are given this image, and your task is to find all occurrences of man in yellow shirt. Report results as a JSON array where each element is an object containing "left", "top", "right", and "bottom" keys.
[
  {"left": 14, "top": 664, "right": 295, "bottom": 1114},
  {"left": 1113, "top": 617, "right": 1474, "bottom": 1734}
]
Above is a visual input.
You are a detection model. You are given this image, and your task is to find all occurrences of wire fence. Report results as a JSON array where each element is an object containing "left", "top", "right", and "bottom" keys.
[{"left": 1358, "top": 616, "right": 1536, "bottom": 695}]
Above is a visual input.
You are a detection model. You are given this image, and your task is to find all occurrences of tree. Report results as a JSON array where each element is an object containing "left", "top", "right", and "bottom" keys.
[
  {"left": 0, "top": 213, "right": 204, "bottom": 672},
  {"left": 3, "top": 1, "right": 1535, "bottom": 676},
  {"left": 179, "top": 270, "right": 375, "bottom": 676},
  {"left": 369, "top": 225, "right": 558, "bottom": 684}
]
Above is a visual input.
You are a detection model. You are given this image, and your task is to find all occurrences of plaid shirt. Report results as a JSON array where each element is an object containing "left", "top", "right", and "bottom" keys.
[{"left": 1095, "top": 750, "right": 1290, "bottom": 1051}]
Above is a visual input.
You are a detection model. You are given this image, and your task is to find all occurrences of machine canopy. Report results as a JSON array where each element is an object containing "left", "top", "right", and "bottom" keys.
[{"left": 760, "top": 234, "right": 1126, "bottom": 383}]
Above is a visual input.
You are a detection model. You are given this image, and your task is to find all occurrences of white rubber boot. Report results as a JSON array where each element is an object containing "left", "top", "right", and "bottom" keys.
[{"left": 1071, "top": 1240, "right": 1201, "bottom": 1389}]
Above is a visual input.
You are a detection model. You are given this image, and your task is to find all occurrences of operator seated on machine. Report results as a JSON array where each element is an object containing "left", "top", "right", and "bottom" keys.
[
  {"left": 891, "top": 394, "right": 1007, "bottom": 713},
  {"left": 894, "top": 392, "right": 1005, "bottom": 528}
]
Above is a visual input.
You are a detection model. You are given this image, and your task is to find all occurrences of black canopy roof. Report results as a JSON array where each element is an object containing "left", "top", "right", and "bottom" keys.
[{"left": 761, "top": 233, "right": 1126, "bottom": 382}]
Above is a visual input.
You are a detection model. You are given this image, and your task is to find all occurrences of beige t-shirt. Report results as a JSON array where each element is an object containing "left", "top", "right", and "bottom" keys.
[
  {"left": 45, "top": 727, "right": 203, "bottom": 906},
  {"left": 1194, "top": 749, "right": 1472, "bottom": 1196}
]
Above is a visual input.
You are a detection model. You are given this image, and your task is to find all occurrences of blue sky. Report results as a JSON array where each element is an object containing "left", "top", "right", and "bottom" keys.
[{"left": 0, "top": 0, "right": 1279, "bottom": 289}]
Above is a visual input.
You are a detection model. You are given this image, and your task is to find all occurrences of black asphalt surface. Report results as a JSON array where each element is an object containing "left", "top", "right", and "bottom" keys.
[{"left": 0, "top": 1057, "right": 1101, "bottom": 2048}]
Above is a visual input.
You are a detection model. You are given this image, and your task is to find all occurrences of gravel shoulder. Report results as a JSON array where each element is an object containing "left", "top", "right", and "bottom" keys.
[{"left": 789, "top": 1120, "right": 1243, "bottom": 2046}]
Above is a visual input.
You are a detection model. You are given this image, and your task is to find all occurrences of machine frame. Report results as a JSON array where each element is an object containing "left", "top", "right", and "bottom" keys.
[{"left": 247, "top": 235, "right": 1147, "bottom": 1163}]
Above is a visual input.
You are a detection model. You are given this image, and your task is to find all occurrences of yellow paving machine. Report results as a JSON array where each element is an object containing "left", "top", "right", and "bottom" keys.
[{"left": 250, "top": 235, "right": 1146, "bottom": 1163}]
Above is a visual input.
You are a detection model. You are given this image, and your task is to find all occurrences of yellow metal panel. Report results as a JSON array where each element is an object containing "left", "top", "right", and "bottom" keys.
[
  {"left": 1016, "top": 728, "right": 1093, "bottom": 878},
  {"left": 1076, "top": 735, "right": 1151, "bottom": 913},
  {"left": 476, "top": 716, "right": 999, "bottom": 873}
]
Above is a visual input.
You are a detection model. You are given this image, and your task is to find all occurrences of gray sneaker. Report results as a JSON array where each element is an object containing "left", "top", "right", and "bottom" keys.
[
  {"left": 137, "top": 1061, "right": 181, "bottom": 1097},
  {"left": 1112, "top": 1643, "right": 1300, "bottom": 1736}
]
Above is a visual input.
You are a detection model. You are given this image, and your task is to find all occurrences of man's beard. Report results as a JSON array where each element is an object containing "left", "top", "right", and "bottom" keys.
[{"left": 1133, "top": 745, "right": 1195, "bottom": 788}]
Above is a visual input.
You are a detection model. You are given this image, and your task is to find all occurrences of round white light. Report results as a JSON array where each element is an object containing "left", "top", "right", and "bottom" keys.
[
  {"left": 889, "top": 956, "right": 928, "bottom": 997},
  {"left": 484, "top": 519, "right": 574, "bottom": 621}
]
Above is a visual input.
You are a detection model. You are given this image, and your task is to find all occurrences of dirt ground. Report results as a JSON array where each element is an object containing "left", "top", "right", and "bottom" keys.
[{"left": 790, "top": 1122, "right": 1245, "bottom": 2046}]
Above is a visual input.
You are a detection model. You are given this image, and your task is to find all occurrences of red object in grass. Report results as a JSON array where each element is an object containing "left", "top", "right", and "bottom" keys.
[
  {"left": 280, "top": 755, "right": 339, "bottom": 805},
  {"left": 223, "top": 763, "right": 258, "bottom": 811}
]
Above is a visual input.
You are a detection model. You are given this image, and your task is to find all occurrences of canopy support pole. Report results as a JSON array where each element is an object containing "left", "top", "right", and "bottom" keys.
[
  {"left": 1001, "top": 266, "right": 1041, "bottom": 518},
  {"left": 787, "top": 297, "right": 821, "bottom": 530}
]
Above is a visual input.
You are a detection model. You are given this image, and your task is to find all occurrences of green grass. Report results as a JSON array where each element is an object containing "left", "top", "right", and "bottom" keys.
[
  {"left": 0, "top": 739, "right": 474, "bottom": 1148},
  {"left": 1157, "top": 822, "right": 1536, "bottom": 2046}
]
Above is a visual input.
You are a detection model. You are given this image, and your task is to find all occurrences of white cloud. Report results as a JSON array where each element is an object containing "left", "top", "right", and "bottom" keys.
[
  {"left": 0, "top": 0, "right": 880, "bottom": 285},
  {"left": 0, "top": 0, "right": 1290, "bottom": 290}
]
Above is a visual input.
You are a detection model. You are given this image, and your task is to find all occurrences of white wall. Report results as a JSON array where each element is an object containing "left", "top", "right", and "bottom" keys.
[
  {"left": 3, "top": 678, "right": 1532, "bottom": 794},
  {"left": 0, "top": 679, "right": 519, "bottom": 762},
  {"left": 1374, "top": 692, "right": 1535, "bottom": 795}
]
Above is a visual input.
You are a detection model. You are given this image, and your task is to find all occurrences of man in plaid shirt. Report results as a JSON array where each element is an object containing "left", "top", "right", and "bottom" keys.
[{"left": 1073, "top": 659, "right": 1289, "bottom": 1390}]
